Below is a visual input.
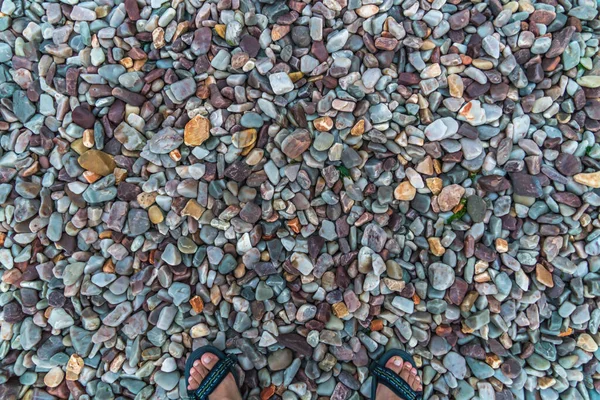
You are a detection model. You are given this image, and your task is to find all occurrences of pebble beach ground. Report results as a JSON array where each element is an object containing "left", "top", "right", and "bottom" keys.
[{"left": 1, "top": 0, "right": 600, "bottom": 399}]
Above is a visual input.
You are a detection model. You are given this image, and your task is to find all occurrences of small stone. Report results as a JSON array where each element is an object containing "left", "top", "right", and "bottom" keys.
[
  {"left": 555, "top": 153, "right": 581, "bottom": 176},
  {"left": 170, "top": 78, "right": 197, "bottom": 101},
  {"left": 269, "top": 72, "right": 294, "bottom": 95},
  {"left": 428, "top": 263, "right": 455, "bottom": 291},
  {"left": 184, "top": 115, "right": 211, "bottom": 146},
  {"left": 154, "top": 371, "right": 180, "bottom": 391},
  {"left": 466, "top": 196, "right": 486, "bottom": 223},
  {"left": 437, "top": 184, "right": 465, "bottom": 212},
  {"left": 425, "top": 117, "right": 459, "bottom": 141},
  {"left": 114, "top": 122, "right": 146, "bottom": 151},
  {"left": 148, "top": 205, "right": 164, "bottom": 224},
  {"left": 182, "top": 200, "right": 205, "bottom": 220},
  {"left": 478, "top": 175, "right": 511, "bottom": 192},
  {"left": 78, "top": 150, "right": 116, "bottom": 177},
  {"left": 574, "top": 172, "right": 600, "bottom": 188},
  {"left": 458, "top": 100, "right": 486, "bottom": 126},
  {"left": 395, "top": 181, "right": 416, "bottom": 201},
  {"left": 426, "top": 178, "right": 443, "bottom": 195},
  {"left": 535, "top": 264, "right": 554, "bottom": 287},
  {"left": 48, "top": 308, "right": 75, "bottom": 329},
  {"left": 326, "top": 29, "right": 349, "bottom": 52},
  {"left": 510, "top": 173, "right": 542, "bottom": 197},
  {"left": 361, "top": 224, "right": 387, "bottom": 252},
  {"left": 44, "top": 367, "right": 65, "bottom": 388},
  {"left": 576, "top": 333, "right": 598, "bottom": 352},
  {"left": 428, "top": 237, "right": 446, "bottom": 256},
  {"left": 370, "top": 104, "right": 393, "bottom": 124},
  {"left": 314, "top": 117, "right": 334, "bottom": 132},
  {"left": 13, "top": 91, "right": 35, "bottom": 123},
  {"left": 281, "top": 129, "right": 312, "bottom": 159},
  {"left": 268, "top": 349, "right": 293, "bottom": 371},
  {"left": 66, "top": 354, "right": 84, "bottom": 381},
  {"left": 71, "top": 5, "right": 96, "bottom": 21},
  {"left": 392, "top": 296, "right": 414, "bottom": 313},
  {"left": 578, "top": 76, "right": 600, "bottom": 88},
  {"left": 332, "top": 302, "right": 349, "bottom": 318},
  {"left": 443, "top": 352, "right": 467, "bottom": 379},
  {"left": 291, "top": 252, "right": 314, "bottom": 275},
  {"left": 449, "top": 9, "right": 469, "bottom": 30}
]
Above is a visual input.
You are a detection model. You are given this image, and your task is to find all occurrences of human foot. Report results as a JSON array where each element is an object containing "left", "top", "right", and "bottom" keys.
[
  {"left": 186, "top": 352, "right": 242, "bottom": 400},
  {"left": 375, "top": 356, "right": 423, "bottom": 399}
]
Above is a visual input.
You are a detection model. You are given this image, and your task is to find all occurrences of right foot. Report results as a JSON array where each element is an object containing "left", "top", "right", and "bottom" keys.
[
  {"left": 375, "top": 356, "right": 423, "bottom": 399},
  {"left": 186, "top": 352, "right": 242, "bottom": 400}
]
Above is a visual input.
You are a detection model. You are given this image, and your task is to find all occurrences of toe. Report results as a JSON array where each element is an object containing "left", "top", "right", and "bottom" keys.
[
  {"left": 399, "top": 362, "right": 412, "bottom": 381},
  {"left": 415, "top": 379, "right": 423, "bottom": 392},
  {"left": 187, "top": 358, "right": 212, "bottom": 391},
  {"left": 201, "top": 352, "right": 219, "bottom": 370},
  {"left": 379, "top": 356, "right": 423, "bottom": 400},
  {"left": 194, "top": 363, "right": 209, "bottom": 379},
  {"left": 384, "top": 356, "right": 404, "bottom": 374},
  {"left": 411, "top": 372, "right": 422, "bottom": 391},
  {"left": 187, "top": 363, "right": 203, "bottom": 390},
  {"left": 407, "top": 374, "right": 416, "bottom": 388}
]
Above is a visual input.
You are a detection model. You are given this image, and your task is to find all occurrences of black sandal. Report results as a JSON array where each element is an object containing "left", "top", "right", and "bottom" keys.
[
  {"left": 184, "top": 345, "right": 239, "bottom": 400},
  {"left": 369, "top": 349, "right": 423, "bottom": 400}
]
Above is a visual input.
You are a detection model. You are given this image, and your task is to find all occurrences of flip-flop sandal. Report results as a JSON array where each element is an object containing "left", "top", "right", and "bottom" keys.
[
  {"left": 369, "top": 349, "right": 423, "bottom": 400},
  {"left": 184, "top": 345, "right": 239, "bottom": 400}
]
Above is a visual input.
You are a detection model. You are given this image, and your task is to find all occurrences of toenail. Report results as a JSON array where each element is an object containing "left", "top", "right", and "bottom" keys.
[
  {"left": 393, "top": 358, "right": 402, "bottom": 366},
  {"left": 202, "top": 353, "right": 214, "bottom": 363}
]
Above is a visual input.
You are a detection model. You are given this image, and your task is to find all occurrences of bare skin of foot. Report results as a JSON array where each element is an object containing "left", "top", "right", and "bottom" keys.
[
  {"left": 186, "top": 353, "right": 242, "bottom": 400},
  {"left": 376, "top": 356, "right": 423, "bottom": 400}
]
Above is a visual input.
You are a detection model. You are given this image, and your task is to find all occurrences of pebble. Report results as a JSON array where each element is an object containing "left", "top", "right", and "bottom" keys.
[
  {"left": 184, "top": 115, "right": 211, "bottom": 146},
  {"left": 269, "top": 72, "right": 294, "bottom": 95},
  {"left": 428, "top": 263, "right": 456, "bottom": 291},
  {"left": 574, "top": 172, "right": 600, "bottom": 188},
  {"left": 78, "top": 150, "right": 116, "bottom": 176}
]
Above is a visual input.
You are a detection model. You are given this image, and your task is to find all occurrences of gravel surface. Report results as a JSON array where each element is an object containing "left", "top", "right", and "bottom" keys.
[{"left": 1, "top": 0, "right": 600, "bottom": 399}]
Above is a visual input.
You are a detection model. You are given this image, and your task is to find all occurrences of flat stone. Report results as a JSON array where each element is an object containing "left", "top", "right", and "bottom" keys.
[
  {"left": 425, "top": 117, "right": 459, "bottom": 141},
  {"left": 428, "top": 263, "right": 455, "bottom": 290},
  {"left": 269, "top": 72, "right": 294, "bottom": 95},
  {"left": 281, "top": 129, "right": 312, "bottom": 159},
  {"left": 574, "top": 172, "right": 600, "bottom": 188},
  {"left": 78, "top": 150, "right": 116, "bottom": 176},
  {"left": 437, "top": 184, "right": 465, "bottom": 212}
]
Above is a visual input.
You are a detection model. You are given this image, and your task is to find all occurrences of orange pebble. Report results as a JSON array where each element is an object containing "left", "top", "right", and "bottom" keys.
[
  {"left": 558, "top": 327, "right": 573, "bottom": 337},
  {"left": 190, "top": 296, "right": 204, "bottom": 313},
  {"left": 83, "top": 171, "right": 101, "bottom": 183},
  {"left": 370, "top": 319, "right": 384, "bottom": 331},
  {"left": 413, "top": 294, "right": 421, "bottom": 305},
  {"left": 287, "top": 218, "right": 301, "bottom": 234},
  {"left": 260, "top": 385, "right": 276, "bottom": 400}
]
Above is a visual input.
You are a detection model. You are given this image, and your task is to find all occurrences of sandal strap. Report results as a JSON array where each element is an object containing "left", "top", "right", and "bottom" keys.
[
  {"left": 193, "top": 355, "right": 236, "bottom": 400},
  {"left": 370, "top": 363, "right": 423, "bottom": 400}
]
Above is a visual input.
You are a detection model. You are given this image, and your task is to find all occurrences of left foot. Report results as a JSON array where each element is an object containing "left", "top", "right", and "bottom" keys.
[
  {"left": 186, "top": 352, "right": 242, "bottom": 400},
  {"left": 375, "top": 356, "right": 422, "bottom": 399}
]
